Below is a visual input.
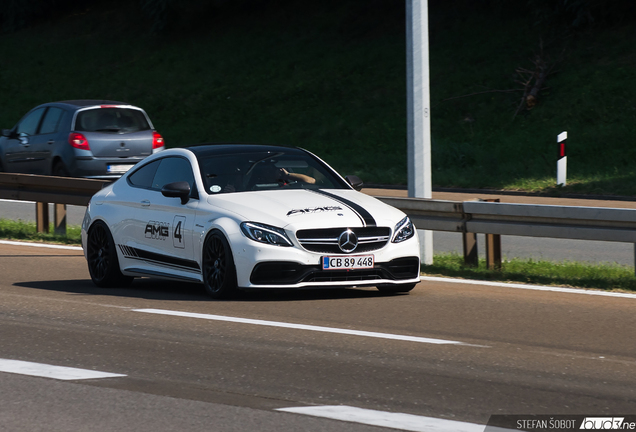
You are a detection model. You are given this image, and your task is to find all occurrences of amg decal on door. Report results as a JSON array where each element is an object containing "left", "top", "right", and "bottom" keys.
[{"left": 145, "top": 221, "right": 170, "bottom": 240}]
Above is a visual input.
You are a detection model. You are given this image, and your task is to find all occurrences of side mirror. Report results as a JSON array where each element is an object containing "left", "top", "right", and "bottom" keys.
[
  {"left": 345, "top": 175, "right": 363, "bottom": 191},
  {"left": 161, "top": 181, "right": 191, "bottom": 205}
]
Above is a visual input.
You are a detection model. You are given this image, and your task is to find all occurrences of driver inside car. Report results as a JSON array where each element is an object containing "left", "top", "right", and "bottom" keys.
[{"left": 250, "top": 161, "right": 316, "bottom": 188}]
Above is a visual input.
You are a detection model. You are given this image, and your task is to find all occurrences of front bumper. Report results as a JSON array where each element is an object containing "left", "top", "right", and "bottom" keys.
[
  {"left": 250, "top": 257, "right": 420, "bottom": 286},
  {"left": 230, "top": 229, "right": 421, "bottom": 289}
]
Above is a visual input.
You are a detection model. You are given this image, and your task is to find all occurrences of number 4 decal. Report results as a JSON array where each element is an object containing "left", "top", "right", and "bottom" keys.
[{"left": 173, "top": 216, "right": 186, "bottom": 249}]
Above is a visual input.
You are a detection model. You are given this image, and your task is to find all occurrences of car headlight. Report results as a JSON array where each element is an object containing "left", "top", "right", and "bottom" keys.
[
  {"left": 392, "top": 216, "right": 415, "bottom": 243},
  {"left": 240, "top": 222, "right": 293, "bottom": 247}
]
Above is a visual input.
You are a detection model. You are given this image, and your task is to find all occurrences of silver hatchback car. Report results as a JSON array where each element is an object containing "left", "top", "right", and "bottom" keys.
[{"left": 0, "top": 100, "right": 164, "bottom": 178}]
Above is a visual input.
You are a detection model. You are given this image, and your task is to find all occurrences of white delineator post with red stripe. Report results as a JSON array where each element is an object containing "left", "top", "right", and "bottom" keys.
[{"left": 557, "top": 131, "right": 567, "bottom": 186}]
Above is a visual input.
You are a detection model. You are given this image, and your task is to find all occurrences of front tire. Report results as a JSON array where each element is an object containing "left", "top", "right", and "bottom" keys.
[
  {"left": 376, "top": 283, "right": 416, "bottom": 294},
  {"left": 202, "top": 231, "right": 238, "bottom": 299},
  {"left": 86, "top": 221, "right": 133, "bottom": 287}
]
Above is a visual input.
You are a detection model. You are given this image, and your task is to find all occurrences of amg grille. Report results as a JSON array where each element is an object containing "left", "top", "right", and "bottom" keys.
[{"left": 296, "top": 227, "right": 391, "bottom": 254}]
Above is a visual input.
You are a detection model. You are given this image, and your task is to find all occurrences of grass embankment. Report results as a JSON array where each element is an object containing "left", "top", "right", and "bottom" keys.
[
  {"left": 424, "top": 253, "right": 636, "bottom": 292},
  {"left": 0, "top": 2, "right": 634, "bottom": 194},
  {"left": 0, "top": 219, "right": 81, "bottom": 245},
  {"left": 2, "top": 219, "right": 633, "bottom": 291}
]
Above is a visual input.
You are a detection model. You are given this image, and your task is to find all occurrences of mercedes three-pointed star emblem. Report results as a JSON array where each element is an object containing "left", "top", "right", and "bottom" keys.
[{"left": 338, "top": 229, "right": 358, "bottom": 253}]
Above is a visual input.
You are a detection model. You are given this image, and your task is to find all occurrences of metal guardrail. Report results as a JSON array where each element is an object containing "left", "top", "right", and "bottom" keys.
[
  {"left": 1, "top": 173, "right": 635, "bottom": 271},
  {"left": 376, "top": 195, "right": 636, "bottom": 271},
  {"left": 0, "top": 172, "right": 109, "bottom": 234},
  {"left": 377, "top": 196, "right": 636, "bottom": 242}
]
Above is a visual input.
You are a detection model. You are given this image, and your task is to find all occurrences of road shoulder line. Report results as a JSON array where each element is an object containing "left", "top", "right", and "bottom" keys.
[
  {"left": 0, "top": 240, "right": 82, "bottom": 251},
  {"left": 422, "top": 276, "right": 636, "bottom": 299}
]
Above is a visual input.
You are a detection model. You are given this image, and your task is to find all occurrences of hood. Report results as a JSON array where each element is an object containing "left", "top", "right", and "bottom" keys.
[{"left": 206, "top": 188, "right": 405, "bottom": 231}]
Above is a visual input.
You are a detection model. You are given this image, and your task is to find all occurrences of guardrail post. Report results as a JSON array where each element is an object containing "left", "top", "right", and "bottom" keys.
[
  {"left": 36, "top": 202, "right": 49, "bottom": 233},
  {"left": 483, "top": 199, "right": 502, "bottom": 270},
  {"left": 486, "top": 233, "right": 502, "bottom": 270},
  {"left": 462, "top": 232, "right": 478, "bottom": 267},
  {"left": 54, "top": 204, "right": 67, "bottom": 236}
]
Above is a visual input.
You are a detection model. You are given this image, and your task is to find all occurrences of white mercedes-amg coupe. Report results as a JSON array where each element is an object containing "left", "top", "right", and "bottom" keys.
[{"left": 81, "top": 144, "right": 421, "bottom": 298}]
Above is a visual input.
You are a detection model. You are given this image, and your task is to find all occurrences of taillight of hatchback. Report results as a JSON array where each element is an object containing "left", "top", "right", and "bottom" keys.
[
  {"left": 69, "top": 132, "right": 90, "bottom": 151},
  {"left": 152, "top": 131, "right": 164, "bottom": 153}
]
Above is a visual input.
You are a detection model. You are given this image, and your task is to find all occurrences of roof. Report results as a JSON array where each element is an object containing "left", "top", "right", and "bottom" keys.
[
  {"left": 186, "top": 143, "right": 305, "bottom": 157},
  {"left": 53, "top": 100, "right": 131, "bottom": 108}
]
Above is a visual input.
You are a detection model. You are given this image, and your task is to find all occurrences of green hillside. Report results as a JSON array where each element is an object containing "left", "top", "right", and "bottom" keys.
[{"left": 1, "top": 1, "right": 634, "bottom": 195}]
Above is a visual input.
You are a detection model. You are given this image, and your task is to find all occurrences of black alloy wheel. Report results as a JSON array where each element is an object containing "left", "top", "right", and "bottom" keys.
[
  {"left": 87, "top": 221, "right": 132, "bottom": 287},
  {"left": 202, "top": 231, "right": 237, "bottom": 299}
]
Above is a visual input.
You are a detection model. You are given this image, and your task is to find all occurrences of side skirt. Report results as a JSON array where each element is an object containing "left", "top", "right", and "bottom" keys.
[{"left": 124, "top": 267, "right": 202, "bottom": 283}]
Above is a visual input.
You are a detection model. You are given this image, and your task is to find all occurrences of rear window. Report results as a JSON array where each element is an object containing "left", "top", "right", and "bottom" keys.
[{"left": 75, "top": 108, "right": 150, "bottom": 134}]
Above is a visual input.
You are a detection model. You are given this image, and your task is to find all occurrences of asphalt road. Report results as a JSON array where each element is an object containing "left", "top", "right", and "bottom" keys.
[
  {"left": 3, "top": 189, "right": 635, "bottom": 266},
  {"left": 1, "top": 242, "right": 635, "bottom": 431}
]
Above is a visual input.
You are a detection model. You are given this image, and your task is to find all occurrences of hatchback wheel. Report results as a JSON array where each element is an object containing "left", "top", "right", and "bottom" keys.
[
  {"left": 87, "top": 221, "right": 132, "bottom": 287},
  {"left": 52, "top": 161, "right": 70, "bottom": 177},
  {"left": 202, "top": 231, "right": 237, "bottom": 299}
]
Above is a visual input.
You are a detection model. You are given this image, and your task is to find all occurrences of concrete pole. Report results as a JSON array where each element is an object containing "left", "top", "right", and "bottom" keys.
[{"left": 406, "top": 0, "right": 433, "bottom": 264}]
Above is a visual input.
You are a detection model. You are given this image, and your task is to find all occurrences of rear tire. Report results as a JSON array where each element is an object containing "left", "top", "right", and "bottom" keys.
[
  {"left": 376, "top": 283, "right": 416, "bottom": 294},
  {"left": 202, "top": 231, "right": 238, "bottom": 299},
  {"left": 52, "top": 160, "right": 70, "bottom": 177},
  {"left": 86, "top": 221, "right": 133, "bottom": 287}
]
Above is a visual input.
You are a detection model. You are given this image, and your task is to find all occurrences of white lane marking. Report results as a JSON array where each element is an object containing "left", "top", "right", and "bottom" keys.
[
  {"left": 134, "top": 309, "right": 475, "bottom": 346},
  {"left": 0, "top": 240, "right": 82, "bottom": 251},
  {"left": 421, "top": 276, "right": 636, "bottom": 299},
  {"left": 0, "top": 359, "right": 126, "bottom": 380},
  {"left": 277, "top": 406, "right": 515, "bottom": 432},
  {"left": 0, "top": 199, "right": 36, "bottom": 204}
]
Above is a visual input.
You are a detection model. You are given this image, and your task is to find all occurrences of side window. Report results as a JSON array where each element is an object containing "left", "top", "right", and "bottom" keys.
[
  {"left": 128, "top": 160, "right": 161, "bottom": 188},
  {"left": 39, "top": 107, "right": 64, "bottom": 135},
  {"left": 152, "top": 157, "right": 195, "bottom": 190},
  {"left": 16, "top": 107, "right": 46, "bottom": 136}
]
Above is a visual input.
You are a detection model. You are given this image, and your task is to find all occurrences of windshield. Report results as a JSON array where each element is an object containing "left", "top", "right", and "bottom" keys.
[
  {"left": 75, "top": 108, "right": 151, "bottom": 133},
  {"left": 198, "top": 151, "right": 350, "bottom": 195}
]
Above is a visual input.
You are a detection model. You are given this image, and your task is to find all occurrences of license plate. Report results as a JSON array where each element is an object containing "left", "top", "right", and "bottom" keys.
[
  {"left": 107, "top": 164, "right": 134, "bottom": 174},
  {"left": 322, "top": 255, "right": 374, "bottom": 270}
]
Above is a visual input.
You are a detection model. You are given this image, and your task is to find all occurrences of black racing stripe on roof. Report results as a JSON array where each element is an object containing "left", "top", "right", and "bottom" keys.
[{"left": 308, "top": 189, "right": 376, "bottom": 227}]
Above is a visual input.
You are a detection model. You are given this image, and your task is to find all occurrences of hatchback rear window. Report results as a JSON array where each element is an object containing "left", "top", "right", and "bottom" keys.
[{"left": 75, "top": 108, "right": 150, "bottom": 134}]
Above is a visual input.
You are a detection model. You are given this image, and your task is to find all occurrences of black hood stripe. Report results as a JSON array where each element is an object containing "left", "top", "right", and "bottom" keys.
[{"left": 308, "top": 189, "right": 376, "bottom": 227}]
